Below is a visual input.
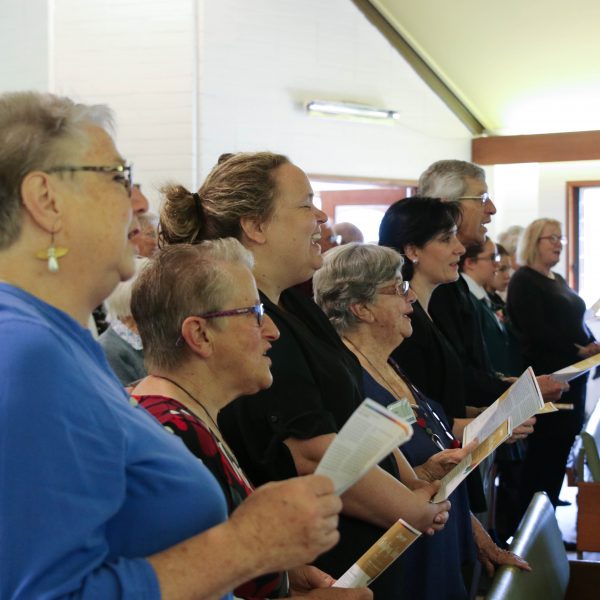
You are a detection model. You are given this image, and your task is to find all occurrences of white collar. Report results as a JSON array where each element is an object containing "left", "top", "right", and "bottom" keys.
[{"left": 461, "top": 273, "right": 488, "bottom": 302}]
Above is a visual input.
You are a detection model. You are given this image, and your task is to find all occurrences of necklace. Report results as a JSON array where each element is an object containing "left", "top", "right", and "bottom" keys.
[
  {"left": 343, "top": 337, "right": 460, "bottom": 450},
  {"left": 147, "top": 375, "right": 254, "bottom": 489},
  {"left": 343, "top": 336, "right": 412, "bottom": 403},
  {"left": 150, "top": 374, "right": 221, "bottom": 432}
]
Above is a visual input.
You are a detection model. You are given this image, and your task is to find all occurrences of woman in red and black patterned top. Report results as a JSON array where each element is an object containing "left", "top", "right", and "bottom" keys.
[{"left": 130, "top": 239, "right": 372, "bottom": 600}]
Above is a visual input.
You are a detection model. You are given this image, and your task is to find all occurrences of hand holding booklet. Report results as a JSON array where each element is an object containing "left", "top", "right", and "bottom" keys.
[
  {"left": 551, "top": 353, "right": 600, "bottom": 383},
  {"left": 433, "top": 367, "right": 544, "bottom": 502},
  {"left": 315, "top": 398, "right": 413, "bottom": 495},
  {"left": 333, "top": 519, "right": 421, "bottom": 588}
]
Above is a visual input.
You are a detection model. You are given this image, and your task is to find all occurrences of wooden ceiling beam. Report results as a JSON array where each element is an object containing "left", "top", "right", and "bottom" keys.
[{"left": 472, "top": 130, "right": 600, "bottom": 165}]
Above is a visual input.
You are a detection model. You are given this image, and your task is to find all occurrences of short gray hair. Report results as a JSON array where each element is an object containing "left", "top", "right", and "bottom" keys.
[
  {"left": 0, "top": 91, "right": 114, "bottom": 249},
  {"left": 313, "top": 243, "right": 403, "bottom": 334},
  {"left": 418, "top": 159, "right": 486, "bottom": 201},
  {"left": 517, "top": 218, "right": 561, "bottom": 267},
  {"left": 131, "top": 238, "right": 254, "bottom": 370},
  {"left": 105, "top": 257, "right": 150, "bottom": 321}
]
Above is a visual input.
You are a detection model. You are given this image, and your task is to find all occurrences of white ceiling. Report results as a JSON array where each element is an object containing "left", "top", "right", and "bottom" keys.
[{"left": 370, "top": 0, "right": 600, "bottom": 135}]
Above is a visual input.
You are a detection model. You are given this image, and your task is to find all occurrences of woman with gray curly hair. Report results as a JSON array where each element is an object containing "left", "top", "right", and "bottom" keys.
[{"left": 314, "top": 243, "right": 530, "bottom": 600}]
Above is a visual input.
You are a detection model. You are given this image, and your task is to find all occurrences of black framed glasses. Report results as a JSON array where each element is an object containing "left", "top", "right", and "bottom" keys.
[
  {"left": 458, "top": 192, "right": 492, "bottom": 206},
  {"left": 475, "top": 252, "right": 502, "bottom": 264},
  {"left": 377, "top": 279, "right": 410, "bottom": 297},
  {"left": 539, "top": 235, "right": 567, "bottom": 245},
  {"left": 199, "top": 302, "right": 265, "bottom": 327},
  {"left": 46, "top": 164, "right": 133, "bottom": 197}
]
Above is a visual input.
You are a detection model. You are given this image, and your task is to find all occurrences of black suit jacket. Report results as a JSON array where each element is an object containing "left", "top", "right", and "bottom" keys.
[{"left": 429, "top": 278, "right": 509, "bottom": 406}]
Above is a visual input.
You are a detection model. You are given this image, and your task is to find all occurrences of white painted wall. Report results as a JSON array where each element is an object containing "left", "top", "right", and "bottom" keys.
[
  {"left": 51, "top": 0, "right": 197, "bottom": 207},
  {"left": 197, "top": 0, "right": 471, "bottom": 182},
  {"left": 0, "top": 0, "right": 49, "bottom": 93},
  {"left": 0, "top": 0, "right": 472, "bottom": 210},
  {"left": 486, "top": 160, "right": 600, "bottom": 278}
]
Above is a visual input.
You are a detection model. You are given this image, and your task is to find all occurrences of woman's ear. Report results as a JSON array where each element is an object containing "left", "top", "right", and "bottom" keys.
[
  {"left": 240, "top": 215, "right": 267, "bottom": 245},
  {"left": 403, "top": 244, "right": 419, "bottom": 264},
  {"left": 349, "top": 302, "right": 375, "bottom": 324},
  {"left": 179, "top": 316, "right": 214, "bottom": 359},
  {"left": 20, "top": 170, "right": 63, "bottom": 233}
]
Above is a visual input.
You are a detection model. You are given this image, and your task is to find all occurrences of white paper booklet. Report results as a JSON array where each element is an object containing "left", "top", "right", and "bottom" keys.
[
  {"left": 463, "top": 367, "right": 543, "bottom": 446},
  {"left": 333, "top": 519, "right": 421, "bottom": 588},
  {"left": 315, "top": 398, "right": 413, "bottom": 495},
  {"left": 552, "top": 353, "right": 600, "bottom": 383},
  {"left": 432, "top": 419, "right": 510, "bottom": 503}
]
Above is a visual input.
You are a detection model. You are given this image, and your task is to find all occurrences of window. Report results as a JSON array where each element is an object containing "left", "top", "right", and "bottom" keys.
[{"left": 567, "top": 180, "right": 600, "bottom": 307}]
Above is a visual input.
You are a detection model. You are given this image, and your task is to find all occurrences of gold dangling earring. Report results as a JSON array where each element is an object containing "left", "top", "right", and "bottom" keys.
[{"left": 36, "top": 231, "right": 69, "bottom": 273}]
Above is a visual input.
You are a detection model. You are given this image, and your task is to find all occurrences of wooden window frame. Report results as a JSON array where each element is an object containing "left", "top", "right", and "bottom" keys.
[{"left": 566, "top": 180, "right": 600, "bottom": 290}]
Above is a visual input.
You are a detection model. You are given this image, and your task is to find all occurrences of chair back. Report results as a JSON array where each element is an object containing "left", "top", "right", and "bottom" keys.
[
  {"left": 580, "top": 400, "right": 600, "bottom": 482},
  {"left": 486, "top": 492, "right": 569, "bottom": 600}
]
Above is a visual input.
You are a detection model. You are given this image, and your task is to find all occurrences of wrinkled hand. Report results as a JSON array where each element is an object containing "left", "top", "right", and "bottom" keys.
[
  {"left": 476, "top": 538, "right": 531, "bottom": 578},
  {"left": 296, "top": 587, "right": 373, "bottom": 599},
  {"left": 289, "top": 565, "right": 335, "bottom": 594},
  {"left": 413, "top": 480, "right": 452, "bottom": 536},
  {"left": 288, "top": 566, "right": 373, "bottom": 598},
  {"left": 506, "top": 417, "right": 536, "bottom": 444},
  {"left": 576, "top": 341, "right": 600, "bottom": 358},
  {"left": 472, "top": 517, "right": 531, "bottom": 577},
  {"left": 229, "top": 474, "right": 342, "bottom": 573},
  {"left": 414, "top": 440, "right": 478, "bottom": 482},
  {"left": 536, "top": 374, "right": 568, "bottom": 402}
]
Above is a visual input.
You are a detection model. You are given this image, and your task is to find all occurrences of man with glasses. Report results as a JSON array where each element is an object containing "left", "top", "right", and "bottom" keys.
[{"left": 418, "top": 160, "right": 563, "bottom": 409}]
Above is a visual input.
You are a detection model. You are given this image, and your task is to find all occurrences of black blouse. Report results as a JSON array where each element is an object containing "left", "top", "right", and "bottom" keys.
[
  {"left": 507, "top": 266, "right": 594, "bottom": 374},
  {"left": 392, "top": 300, "right": 467, "bottom": 421}
]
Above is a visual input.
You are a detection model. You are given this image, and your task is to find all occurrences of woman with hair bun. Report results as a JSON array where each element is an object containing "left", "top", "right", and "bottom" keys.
[{"left": 159, "top": 152, "right": 452, "bottom": 598}]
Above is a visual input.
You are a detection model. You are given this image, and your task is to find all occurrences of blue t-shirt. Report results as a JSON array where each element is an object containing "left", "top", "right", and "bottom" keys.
[{"left": 0, "top": 283, "right": 229, "bottom": 599}]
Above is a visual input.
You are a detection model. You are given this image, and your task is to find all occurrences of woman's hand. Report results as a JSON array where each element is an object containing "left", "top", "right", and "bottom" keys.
[
  {"left": 506, "top": 416, "right": 536, "bottom": 444},
  {"left": 471, "top": 515, "right": 531, "bottom": 577},
  {"left": 576, "top": 341, "right": 600, "bottom": 358},
  {"left": 414, "top": 440, "right": 478, "bottom": 482},
  {"left": 288, "top": 565, "right": 373, "bottom": 599},
  {"left": 230, "top": 474, "right": 342, "bottom": 573},
  {"left": 412, "top": 481, "right": 452, "bottom": 535},
  {"left": 289, "top": 565, "right": 335, "bottom": 594}
]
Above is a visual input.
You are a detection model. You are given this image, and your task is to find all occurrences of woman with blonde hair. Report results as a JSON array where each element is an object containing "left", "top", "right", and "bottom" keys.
[{"left": 508, "top": 217, "right": 600, "bottom": 512}]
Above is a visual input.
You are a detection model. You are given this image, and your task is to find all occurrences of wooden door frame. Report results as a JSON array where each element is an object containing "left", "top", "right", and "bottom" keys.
[{"left": 566, "top": 180, "right": 600, "bottom": 289}]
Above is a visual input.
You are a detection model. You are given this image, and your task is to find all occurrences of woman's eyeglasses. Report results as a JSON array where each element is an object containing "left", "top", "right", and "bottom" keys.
[
  {"left": 175, "top": 303, "right": 266, "bottom": 346},
  {"left": 46, "top": 164, "right": 133, "bottom": 196},
  {"left": 377, "top": 279, "right": 410, "bottom": 297},
  {"left": 539, "top": 235, "right": 567, "bottom": 245},
  {"left": 199, "top": 302, "right": 265, "bottom": 327},
  {"left": 474, "top": 253, "right": 501, "bottom": 264}
]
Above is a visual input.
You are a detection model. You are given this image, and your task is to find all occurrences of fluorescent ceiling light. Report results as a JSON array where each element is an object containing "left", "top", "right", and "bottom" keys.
[{"left": 305, "top": 100, "right": 400, "bottom": 122}]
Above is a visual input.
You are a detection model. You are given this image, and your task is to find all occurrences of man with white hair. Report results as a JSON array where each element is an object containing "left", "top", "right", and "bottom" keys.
[{"left": 419, "top": 160, "right": 563, "bottom": 407}]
